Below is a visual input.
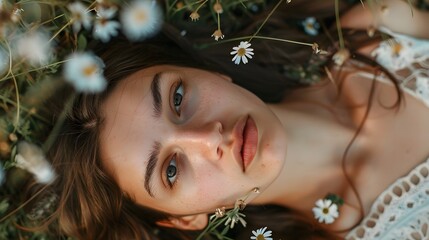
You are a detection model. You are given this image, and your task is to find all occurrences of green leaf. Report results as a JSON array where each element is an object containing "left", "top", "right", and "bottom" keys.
[
  {"left": 0, "top": 199, "right": 9, "bottom": 215},
  {"left": 77, "top": 34, "right": 87, "bottom": 51},
  {"left": 325, "top": 193, "right": 344, "bottom": 206}
]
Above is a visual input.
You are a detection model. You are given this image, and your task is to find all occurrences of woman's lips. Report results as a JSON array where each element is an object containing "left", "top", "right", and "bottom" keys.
[{"left": 241, "top": 116, "right": 258, "bottom": 172}]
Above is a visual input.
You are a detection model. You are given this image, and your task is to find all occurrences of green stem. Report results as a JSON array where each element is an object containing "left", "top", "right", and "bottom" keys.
[
  {"left": 249, "top": 0, "right": 285, "bottom": 42},
  {"left": 335, "top": 0, "right": 345, "bottom": 49},
  {"left": 0, "top": 95, "right": 49, "bottom": 123},
  {"left": 11, "top": 74, "right": 20, "bottom": 133},
  {"left": 196, "top": 214, "right": 229, "bottom": 240},
  {"left": 199, "top": 35, "right": 314, "bottom": 48},
  {"left": 49, "top": 20, "right": 72, "bottom": 43},
  {"left": 40, "top": 13, "right": 65, "bottom": 26},
  {"left": 42, "top": 93, "right": 76, "bottom": 152},
  {"left": 0, "top": 60, "right": 68, "bottom": 83},
  {"left": 217, "top": 12, "right": 220, "bottom": 30},
  {"left": 0, "top": 185, "right": 50, "bottom": 223},
  {"left": 195, "top": 0, "right": 208, "bottom": 12}
]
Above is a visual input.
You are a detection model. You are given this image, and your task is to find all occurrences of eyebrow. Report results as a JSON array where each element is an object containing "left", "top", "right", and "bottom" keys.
[
  {"left": 151, "top": 72, "right": 163, "bottom": 118},
  {"left": 145, "top": 141, "right": 161, "bottom": 198}
]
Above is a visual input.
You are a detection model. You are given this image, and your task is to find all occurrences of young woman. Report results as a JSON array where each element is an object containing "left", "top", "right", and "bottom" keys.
[{"left": 33, "top": 0, "right": 429, "bottom": 239}]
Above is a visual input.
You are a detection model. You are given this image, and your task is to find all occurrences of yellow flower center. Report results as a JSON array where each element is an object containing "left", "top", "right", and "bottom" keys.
[
  {"left": 99, "top": 18, "right": 108, "bottom": 26},
  {"left": 306, "top": 23, "right": 314, "bottom": 30},
  {"left": 392, "top": 43, "right": 402, "bottom": 56},
  {"left": 256, "top": 234, "right": 265, "bottom": 240},
  {"left": 134, "top": 10, "right": 147, "bottom": 23},
  {"left": 322, "top": 208, "right": 329, "bottom": 214},
  {"left": 75, "top": 13, "right": 82, "bottom": 21},
  {"left": 237, "top": 48, "right": 246, "bottom": 57},
  {"left": 83, "top": 64, "right": 97, "bottom": 77}
]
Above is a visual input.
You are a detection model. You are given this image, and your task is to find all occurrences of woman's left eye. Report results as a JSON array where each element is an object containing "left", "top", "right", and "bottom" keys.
[
  {"left": 166, "top": 156, "right": 178, "bottom": 187},
  {"left": 173, "top": 81, "right": 184, "bottom": 115}
]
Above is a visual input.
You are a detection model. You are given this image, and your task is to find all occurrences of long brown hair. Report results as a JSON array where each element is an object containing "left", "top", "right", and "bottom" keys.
[{"left": 26, "top": 0, "right": 402, "bottom": 239}]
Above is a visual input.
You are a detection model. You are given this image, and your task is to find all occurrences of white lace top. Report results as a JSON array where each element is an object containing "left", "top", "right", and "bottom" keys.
[{"left": 346, "top": 28, "right": 429, "bottom": 240}]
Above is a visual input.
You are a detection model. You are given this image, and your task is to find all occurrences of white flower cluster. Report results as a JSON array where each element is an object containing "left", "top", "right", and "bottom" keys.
[
  {"left": 371, "top": 27, "right": 429, "bottom": 72},
  {"left": 15, "top": 141, "right": 56, "bottom": 184},
  {"left": 64, "top": 0, "right": 163, "bottom": 93},
  {"left": 0, "top": 0, "right": 163, "bottom": 93},
  {"left": 68, "top": 0, "right": 162, "bottom": 43}
]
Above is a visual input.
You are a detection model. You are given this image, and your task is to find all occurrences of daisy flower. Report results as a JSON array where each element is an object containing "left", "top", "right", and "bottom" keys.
[
  {"left": 211, "top": 29, "right": 224, "bottom": 41},
  {"left": 68, "top": 1, "right": 92, "bottom": 33},
  {"left": 93, "top": 6, "right": 120, "bottom": 42},
  {"left": 14, "top": 30, "right": 52, "bottom": 66},
  {"left": 251, "top": 227, "right": 273, "bottom": 240},
  {"left": 302, "top": 17, "right": 320, "bottom": 36},
  {"left": 15, "top": 141, "right": 56, "bottom": 184},
  {"left": 120, "top": 0, "right": 162, "bottom": 41},
  {"left": 64, "top": 52, "right": 107, "bottom": 93},
  {"left": 225, "top": 211, "right": 246, "bottom": 229},
  {"left": 312, "top": 199, "right": 339, "bottom": 224},
  {"left": 371, "top": 38, "right": 414, "bottom": 71},
  {"left": 189, "top": 12, "right": 200, "bottom": 21},
  {"left": 230, "top": 41, "right": 254, "bottom": 65},
  {"left": 0, "top": 46, "right": 9, "bottom": 76}
]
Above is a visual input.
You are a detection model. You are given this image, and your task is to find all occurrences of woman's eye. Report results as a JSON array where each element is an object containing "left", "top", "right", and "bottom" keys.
[
  {"left": 173, "top": 81, "right": 184, "bottom": 115},
  {"left": 166, "top": 156, "right": 178, "bottom": 187}
]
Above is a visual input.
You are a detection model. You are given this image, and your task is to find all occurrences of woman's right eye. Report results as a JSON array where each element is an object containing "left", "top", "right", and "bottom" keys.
[{"left": 173, "top": 80, "right": 184, "bottom": 115}]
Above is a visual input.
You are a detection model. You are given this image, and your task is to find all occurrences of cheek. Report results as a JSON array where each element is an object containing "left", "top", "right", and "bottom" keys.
[{"left": 188, "top": 166, "right": 239, "bottom": 209}]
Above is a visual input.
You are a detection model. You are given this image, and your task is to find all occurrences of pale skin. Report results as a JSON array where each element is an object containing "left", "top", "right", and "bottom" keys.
[{"left": 99, "top": 0, "right": 429, "bottom": 235}]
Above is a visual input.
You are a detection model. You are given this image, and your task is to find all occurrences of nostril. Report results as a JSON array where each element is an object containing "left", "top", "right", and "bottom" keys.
[{"left": 217, "top": 147, "right": 222, "bottom": 159}]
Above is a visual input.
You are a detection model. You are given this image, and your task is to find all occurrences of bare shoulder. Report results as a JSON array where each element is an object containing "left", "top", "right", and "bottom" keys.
[{"left": 341, "top": 0, "right": 429, "bottom": 39}]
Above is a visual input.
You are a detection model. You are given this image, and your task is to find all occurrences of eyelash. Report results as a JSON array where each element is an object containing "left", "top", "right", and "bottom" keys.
[
  {"left": 166, "top": 154, "right": 180, "bottom": 188},
  {"left": 172, "top": 79, "right": 184, "bottom": 116}
]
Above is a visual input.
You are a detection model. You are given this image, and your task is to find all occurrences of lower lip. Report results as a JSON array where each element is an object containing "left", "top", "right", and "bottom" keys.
[{"left": 241, "top": 117, "right": 258, "bottom": 171}]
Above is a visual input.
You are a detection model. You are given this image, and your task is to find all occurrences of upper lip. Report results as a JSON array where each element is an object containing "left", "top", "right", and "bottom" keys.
[{"left": 232, "top": 116, "right": 247, "bottom": 172}]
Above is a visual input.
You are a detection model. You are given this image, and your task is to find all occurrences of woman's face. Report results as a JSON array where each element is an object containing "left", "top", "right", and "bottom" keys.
[{"left": 100, "top": 65, "right": 287, "bottom": 216}]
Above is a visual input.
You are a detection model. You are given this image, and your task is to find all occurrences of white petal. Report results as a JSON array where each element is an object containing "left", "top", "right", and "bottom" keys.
[
  {"left": 325, "top": 216, "right": 334, "bottom": 224},
  {"left": 234, "top": 56, "right": 241, "bottom": 65},
  {"left": 315, "top": 199, "right": 325, "bottom": 208},
  {"left": 245, "top": 53, "right": 253, "bottom": 59}
]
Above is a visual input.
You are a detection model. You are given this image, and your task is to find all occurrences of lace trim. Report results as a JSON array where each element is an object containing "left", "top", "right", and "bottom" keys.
[
  {"left": 346, "top": 159, "right": 429, "bottom": 240},
  {"left": 346, "top": 29, "right": 429, "bottom": 240}
]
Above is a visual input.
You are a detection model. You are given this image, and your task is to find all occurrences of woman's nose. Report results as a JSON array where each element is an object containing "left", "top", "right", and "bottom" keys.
[{"left": 177, "top": 121, "right": 224, "bottom": 161}]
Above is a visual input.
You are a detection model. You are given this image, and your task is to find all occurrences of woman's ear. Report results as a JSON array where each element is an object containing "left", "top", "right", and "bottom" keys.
[{"left": 156, "top": 213, "right": 208, "bottom": 230}]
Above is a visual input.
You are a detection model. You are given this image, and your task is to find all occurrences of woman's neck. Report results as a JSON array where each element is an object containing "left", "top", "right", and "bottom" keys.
[{"left": 256, "top": 100, "right": 362, "bottom": 212}]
